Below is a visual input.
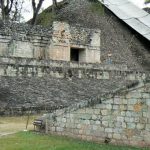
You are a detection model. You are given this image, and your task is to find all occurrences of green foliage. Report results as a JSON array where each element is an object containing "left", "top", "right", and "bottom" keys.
[
  {"left": 145, "top": 0, "right": 150, "bottom": 4},
  {"left": 0, "top": 132, "right": 148, "bottom": 150},
  {"left": 36, "top": 11, "right": 55, "bottom": 26},
  {"left": 35, "top": 1, "right": 67, "bottom": 26},
  {"left": 89, "top": 0, "right": 104, "bottom": 15}
]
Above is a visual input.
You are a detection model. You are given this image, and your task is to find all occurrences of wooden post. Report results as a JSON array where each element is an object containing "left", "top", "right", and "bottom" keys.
[{"left": 45, "top": 119, "right": 48, "bottom": 134}]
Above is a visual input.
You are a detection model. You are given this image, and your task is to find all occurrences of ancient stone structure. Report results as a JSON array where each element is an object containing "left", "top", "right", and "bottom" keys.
[
  {"left": 0, "top": 0, "right": 149, "bottom": 147},
  {"left": 0, "top": 21, "right": 100, "bottom": 63},
  {"left": 46, "top": 81, "right": 150, "bottom": 147}
]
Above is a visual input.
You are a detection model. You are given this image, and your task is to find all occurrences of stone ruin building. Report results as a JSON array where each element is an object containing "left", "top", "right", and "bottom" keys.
[{"left": 0, "top": 0, "right": 150, "bottom": 147}]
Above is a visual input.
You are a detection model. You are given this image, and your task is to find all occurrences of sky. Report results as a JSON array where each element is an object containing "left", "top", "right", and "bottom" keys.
[{"left": 22, "top": 0, "right": 150, "bottom": 21}]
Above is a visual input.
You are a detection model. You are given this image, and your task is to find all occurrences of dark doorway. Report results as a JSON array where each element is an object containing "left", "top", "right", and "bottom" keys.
[{"left": 70, "top": 48, "right": 79, "bottom": 61}]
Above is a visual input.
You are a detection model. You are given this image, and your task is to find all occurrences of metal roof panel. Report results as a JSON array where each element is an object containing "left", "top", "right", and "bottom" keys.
[
  {"left": 124, "top": 18, "right": 150, "bottom": 35},
  {"left": 98, "top": 0, "right": 150, "bottom": 41},
  {"left": 118, "top": 3, "right": 147, "bottom": 18},
  {"left": 143, "top": 33, "right": 150, "bottom": 41},
  {"left": 108, "top": 5, "right": 130, "bottom": 20},
  {"left": 139, "top": 15, "right": 150, "bottom": 27},
  {"left": 107, "top": 0, "right": 129, "bottom": 5}
]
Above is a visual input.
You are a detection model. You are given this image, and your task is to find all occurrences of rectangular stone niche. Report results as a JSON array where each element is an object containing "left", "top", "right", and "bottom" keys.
[{"left": 70, "top": 47, "right": 86, "bottom": 62}]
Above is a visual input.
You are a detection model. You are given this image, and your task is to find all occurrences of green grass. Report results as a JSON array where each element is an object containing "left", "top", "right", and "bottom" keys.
[{"left": 0, "top": 132, "right": 149, "bottom": 150}]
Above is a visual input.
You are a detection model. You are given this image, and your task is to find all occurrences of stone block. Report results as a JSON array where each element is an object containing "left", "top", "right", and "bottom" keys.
[
  {"left": 113, "top": 105, "right": 119, "bottom": 110},
  {"left": 86, "top": 136, "right": 92, "bottom": 141},
  {"left": 136, "top": 123, "right": 145, "bottom": 130},
  {"left": 94, "top": 109, "right": 100, "bottom": 115},
  {"left": 130, "top": 92, "right": 142, "bottom": 98},
  {"left": 127, "top": 123, "right": 136, "bottom": 129},
  {"left": 95, "top": 121, "right": 101, "bottom": 125},
  {"left": 79, "top": 129, "right": 84, "bottom": 134},
  {"left": 146, "top": 99, "right": 150, "bottom": 106},
  {"left": 140, "top": 117, "right": 148, "bottom": 124},
  {"left": 128, "top": 99, "right": 137, "bottom": 105},
  {"left": 85, "top": 108, "right": 94, "bottom": 114},
  {"left": 122, "top": 99, "right": 128, "bottom": 104},
  {"left": 92, "top": 125, "right": 98, "bottom": 130},
  {"left": 92, "top": 115, "right": 97, "bottom": 120},
  {"left": 84, "top": 120, "right": 90, "bottom": 125},
  {"left": 146, "top": 124, "right": 150, "bottom": 131},
  {"left": 113, "top": 128, "right": 123, "bottom": 133},
  {"left": 115, "top": 122, "right": 122, "bottom": 128},
  {"left": 121, "top": 111, "right": 126, "bottom": 117},
  {"left": 113, "top": 133, "right": 121, "bottom": 139},
  {"left": 122, "top": 122, "right": 127, "bottom": 128},
  {"left": 108, "top": 122, "right": 115, "bottom": 128},
  {"left": 95, "top": 104, "right": 106, "bottom": 109},
  {"left": 105, "top": 128, "right": 113, "bottom": 133},
  {"left": 97, "top": 126, "right": 105, "bottom": 132},
  {"left": 56, "top": 127, "right": 64, "bottom": 132},
  {"left": 120, "top": 105, "right": 127, "bottom": 111},
  {"left": 85, "top": 130, "right": 91, "bottom": 135},
  {"left": 117, "top": 117, "right": 124, "bottom": 122},
  {"left": 114, "top": 97, "right": 121, "bottom": 104},
  {"left": 81, "top": 114, "right": 91, "bottom": 120},
  {"left": 134, "top": 117, "right": 140, "bottom": 123},
  {"left": 102, "top": 121, "right": 109, "bottom": 127},
  {"left": 102, "top": 116, "right": 111, "bottom": 121},
  {"left": 90, "top": 120, "right": 95, "bottom": 125},
  {"left": 60, "top": 123, "right": 66, "bottom": 128},
  {"left": 143, "top": 112, "right": 148, "bottom": 117},
  {"left": 126, "top": 111, "right": 132, "bottom": 117},
  {"left": 125, "top": 117, "right": 134, "bottom": 122},
  {"left": 107, "top": 133, "right": 113, "bottom": 138},
  {"left": 106, "top": 104, "right": 112, "bottom": 109},
  {"left": 142, "top": 93, "right": 150, "bottom": 98},
  {"left": 50, "top": 127, "right": 56, "bottom": 132},
  {"left": 76, "top": 108, "right": 86, "bottom": 114},
  {"left": 62, "top": 118, "right": 67, "bottom": 123},
  {"left": 101, "top": 110, "right": 109, "bottom": 116}
]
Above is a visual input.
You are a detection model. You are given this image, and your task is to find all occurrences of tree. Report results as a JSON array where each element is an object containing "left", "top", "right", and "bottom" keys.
[
  {"left": 52, "top": 0, "right": 58, "bottom": 8},
  {"left": 145, "top": 0, "right": 150, "bottom": 4},
  {"left": 31, "top": 0, "right": 45, "bottom": 25},
  {"left": 0, "top": 0, "right": 24, "bottom": 22},
  {"left": 52, "top": 0, "right": 58, "bottom": 17},
  {"left": 0, "top": 0, "right": 14, "bottom": 20},
  {"left": 31, "top": 0, "right": 58, "bottom": 25}
]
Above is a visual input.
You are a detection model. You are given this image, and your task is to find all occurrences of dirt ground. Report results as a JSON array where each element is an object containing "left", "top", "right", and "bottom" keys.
[{"left": 0, "top": 116, "right": 38, "bottom": 137}]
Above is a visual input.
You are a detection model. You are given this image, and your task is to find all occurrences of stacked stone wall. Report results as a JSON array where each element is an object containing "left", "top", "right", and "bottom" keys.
[
  {"left": 0, "top": 57, "right": 149, "bottom": 115},
  {"left": 46, "top": 83, "right": 150, "bottom": 147},
  {"left": 0, "top": 57, "right": 149, "bottom": 80},
  {"left": 0, "top": 23, "right": 51, "bottom": 58}
]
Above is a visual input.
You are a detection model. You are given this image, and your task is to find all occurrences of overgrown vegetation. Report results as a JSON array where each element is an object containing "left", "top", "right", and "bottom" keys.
[
  {"left": 0, "top": 132, "right": 148, "bottom": 150},
  {"left": 35, "top": 0, "right": 104, "bottom": 26},
  {"left": 35, "top": 0, "right": 67, "bottom": 26},
  {"left": 88, "top": 0, "right": 104, "bottom": 15}
]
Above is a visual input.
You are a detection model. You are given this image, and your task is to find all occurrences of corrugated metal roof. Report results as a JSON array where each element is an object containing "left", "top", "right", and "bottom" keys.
[{"left": 99, "top": 0, "right": 150, "bottom": 41}]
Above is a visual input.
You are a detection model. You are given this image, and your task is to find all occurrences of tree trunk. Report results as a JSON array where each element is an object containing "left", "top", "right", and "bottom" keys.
[
  {"left": 31, "top": 0, "right": 44, "bottom": 25},
  {"left": 0, "top": 0, "right": 14, "bottom": 21}
]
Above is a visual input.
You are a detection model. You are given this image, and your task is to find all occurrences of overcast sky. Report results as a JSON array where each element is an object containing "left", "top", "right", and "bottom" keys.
[{"left": 22, "top": 0, "right": 150, "bottom": 21}]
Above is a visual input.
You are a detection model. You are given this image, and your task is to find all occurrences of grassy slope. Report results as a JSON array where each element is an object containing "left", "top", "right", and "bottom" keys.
[{"left": 0, "top": 132, "right": 149, "bottom": 150}]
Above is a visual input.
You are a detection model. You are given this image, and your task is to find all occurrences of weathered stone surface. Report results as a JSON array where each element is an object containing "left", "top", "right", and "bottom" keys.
[{"left": 46, "top": 82, "right": 150, "bottom": 147}]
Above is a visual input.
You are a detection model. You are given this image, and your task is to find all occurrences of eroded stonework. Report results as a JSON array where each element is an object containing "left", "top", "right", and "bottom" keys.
[{"left": 0, "top": 21, "right": 101, "bottom": 63}]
